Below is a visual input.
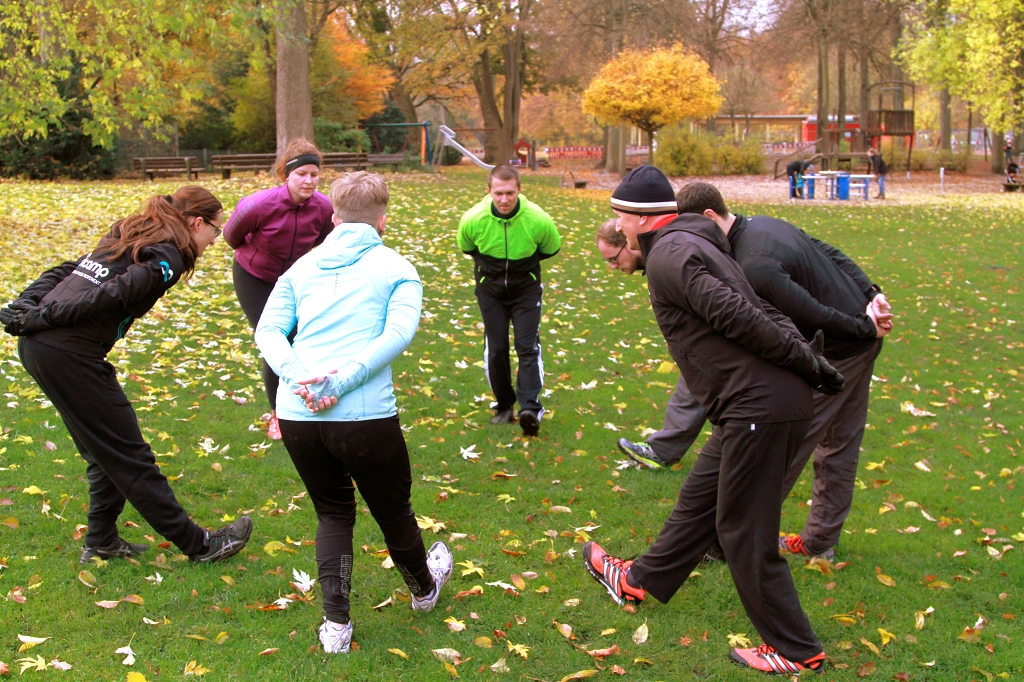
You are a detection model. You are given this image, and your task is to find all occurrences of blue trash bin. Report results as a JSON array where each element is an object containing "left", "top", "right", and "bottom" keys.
[
  {"left": 806, "top": 177, "right": 815, "bottom": 199},
  {"left": 836, "top": 173, "right": 851, "bottom": 200}
]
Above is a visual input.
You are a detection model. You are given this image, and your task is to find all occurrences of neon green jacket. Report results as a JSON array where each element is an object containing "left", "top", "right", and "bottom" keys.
[{"left": 456, "top": 194, "right": 561, "bottom": 298}]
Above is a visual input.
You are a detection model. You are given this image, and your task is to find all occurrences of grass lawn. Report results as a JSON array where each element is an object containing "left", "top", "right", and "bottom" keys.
[{"left": 0, "top": 168, "right": 1021, "bottom": 680}]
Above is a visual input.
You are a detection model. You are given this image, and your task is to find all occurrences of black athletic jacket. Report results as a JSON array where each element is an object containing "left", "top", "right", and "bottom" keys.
[
  {"left": 639, "top": 214, "right": 818, "bottom": 425},
  {"left": 728, "top": 215, "right": 881, "bottom": 360},
  {"left": 11, "top": 233, "right": 185, "bottom": 357}
]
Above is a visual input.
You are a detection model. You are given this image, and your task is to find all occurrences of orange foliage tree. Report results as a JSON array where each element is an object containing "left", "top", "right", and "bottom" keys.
[
  {"left": 582, "top": 44, "right": 721, "bottom": 165},
  {"left": 311, "top": 14, "right": 394, "bottom": 125}
]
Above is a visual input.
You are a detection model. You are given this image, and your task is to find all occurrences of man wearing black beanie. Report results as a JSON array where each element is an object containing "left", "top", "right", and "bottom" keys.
[{"left": 582, "top": 166, "right": 842, "bottom": 675}]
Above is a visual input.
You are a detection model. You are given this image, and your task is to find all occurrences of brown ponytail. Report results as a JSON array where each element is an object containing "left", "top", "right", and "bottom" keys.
[{"left": 96, "top": 186, "right": 223, "bottom": 278}]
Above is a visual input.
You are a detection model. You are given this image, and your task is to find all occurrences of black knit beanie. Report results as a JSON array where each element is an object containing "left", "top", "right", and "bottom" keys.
[{"left": 610, "top": 165, "right": 677, "bottom": 215}]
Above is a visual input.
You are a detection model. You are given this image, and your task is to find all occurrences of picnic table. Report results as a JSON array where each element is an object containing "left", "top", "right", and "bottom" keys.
[{"left": 800, "top": 171, "right": 874, "bottom": 200}]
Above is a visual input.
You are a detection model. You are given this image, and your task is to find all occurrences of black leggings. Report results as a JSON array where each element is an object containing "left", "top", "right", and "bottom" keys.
[
  {"left": 279, "top": 416, "right": 433, "bottom": 624},
  {"left": 233, "top": 260, "right": 291, "bottom": 411},
  {"left": 19, "top": 337, "right": 207, "bottom": 556}
]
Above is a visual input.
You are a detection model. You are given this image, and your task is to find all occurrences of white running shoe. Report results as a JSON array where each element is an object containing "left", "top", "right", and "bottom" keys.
[
  {"left": 318, "top": 618, "right": 352, "bottom": 654},
  {"left": 411, "top": 541, "right": 453, "bottom": 612}
]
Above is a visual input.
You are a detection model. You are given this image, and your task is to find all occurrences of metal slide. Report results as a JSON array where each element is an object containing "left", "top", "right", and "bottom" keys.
[{"left": 439, "top": 125, "right": 495, "bottom": 170}]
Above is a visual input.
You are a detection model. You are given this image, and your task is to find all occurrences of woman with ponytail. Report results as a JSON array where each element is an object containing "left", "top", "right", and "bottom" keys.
[
  {"left": 223, "top": 139, "right": 335, "bottom": 440},
  {"left": 0, "top": 186, "right": 253, "bottom": 564}
]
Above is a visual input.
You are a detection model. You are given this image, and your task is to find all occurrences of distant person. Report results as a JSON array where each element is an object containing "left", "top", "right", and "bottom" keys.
[
  {"left": 596, "top": 169, "right": 708, "bottom": 470},
  {"left": 1006, "top": 157, "right": 1020, "bottom": 184},
  {"left": 223, "top": 138, "right": 335, "bottom": 440},
  {"left": 867, "top": 147, "right": 889, "bottom": 199},
  {"left": 678, "top": 181, "right": 892, "bottom": 563},
  {"left": 786, "top": 159, "right": 814, "bottom": 198},
  {"left": 0, "top": 187, "right": 252, "bottom": 565},
  {"left": 456, "top": 165, "right": 561, "bottom": 437},
  {"left": 255, "top": 172, "right": 453, "bottom": 655}
]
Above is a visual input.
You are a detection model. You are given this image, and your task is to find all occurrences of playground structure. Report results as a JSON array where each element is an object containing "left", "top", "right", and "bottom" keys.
[
  {"left": 864, "top": 81, "right": 916, "bottom": 172},
  {"left": 438, "top": 125, "right": 494, "bottom": 170},
  {"left": 363, "top": 121, "right": 433, "bottom": 165}
]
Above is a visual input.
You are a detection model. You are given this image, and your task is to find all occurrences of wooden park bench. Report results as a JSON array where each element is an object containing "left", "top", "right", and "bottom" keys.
[
  {"left": 211, "top": 152, "right": 375, "bottom": 179},
  {"left": 1003, "top": 182, "right": 1021, "bottom": 193},
  {"left": 367, "top": 152, "right": 406, "bottom": 170},
  {"left": 132, "top": 156, "right": 201, "bottom": 181},
  {"left": 210, "top": 153, "right": 277, "bottom": 179}
]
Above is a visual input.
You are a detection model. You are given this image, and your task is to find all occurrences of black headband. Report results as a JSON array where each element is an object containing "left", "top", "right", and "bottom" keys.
[{"left": 285, "top": 154, "right": 321, "bottom": 176}]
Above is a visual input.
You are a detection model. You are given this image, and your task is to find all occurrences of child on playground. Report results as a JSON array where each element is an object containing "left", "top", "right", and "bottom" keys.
[
  {"left": 255, "top": 171, "right": 453, "bottom": 654},
  {"left": 0, "top": 187, "right": 253, "bottom": 565}
]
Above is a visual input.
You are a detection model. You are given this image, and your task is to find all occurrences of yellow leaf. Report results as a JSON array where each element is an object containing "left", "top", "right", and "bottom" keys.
[
  {"left": 186, "top": 635, "right": 207, "bottom": 641},
  {"left": 878, "top": 628, "right": 895, "bottom": 646},
  {"left": 656, "top": 361, "right": 676, "bottom": 374},
  {"left": 388, "top": 648, "right": 409, "bottom": 660},
  {"left": 600, "top": 628, "right": 616, "bottom": 637},
  {"left": 121, "top": 594, "right": 143, "bottom": 605},
  {"left": 507, "top": 642, "right": 530, "bottom": 659},
  {"left": 632, "top": 621, "right": 649, "bottom": 645},
  {"left": 22, "top": 486, "right": 46, "bottom": 496},
  {"left": 510, "top": 573, "right": 526, "bottom": 590},
  {"left": 560, "top": 671, "right": 598, "bottom": 682},
  {"left": 78, "top": 570, "right": 98, "bottom": 588},
  {"left": 127, "top": 673, "right": 149, "bottom": 682},
  {"left": 473, "top": 637, "right": 493, "bottom": 648},
  {"left": 865, "top": 461, "right": 885, "bottom": 471},
  {"left": 876, "top": 572, "right": 897, "bottom": 587},
  {"left": 215, "top": 631, "right": 229, "bottom": 644},
  {"left": 444, "top": 661, "right": 459, "bottom": 678},
  {"left": 444, "top": 616, "right": 466, "bottom": 632},
  {"left": 553, "top": 620, "right": 575, "bottom": 640},
  {"left": 727, "top": 632, "right": 751, "bottom": 647},
  {"left": 221, "top": 576, "right": 235, "bottom": 587},
  {"left": 859, "top": 637, "right": 881, "bottom": 655},
  {"left": 263, "top": 540, "right": 285, "bottom": 556}
]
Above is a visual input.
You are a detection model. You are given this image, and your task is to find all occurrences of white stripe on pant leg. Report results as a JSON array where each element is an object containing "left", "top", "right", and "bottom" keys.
[
  {"left": 483, "top": 335, "right": 493, "bottom": 392},
  {"left": 535, "top": 342, "right": 545, "bottom": 422}
]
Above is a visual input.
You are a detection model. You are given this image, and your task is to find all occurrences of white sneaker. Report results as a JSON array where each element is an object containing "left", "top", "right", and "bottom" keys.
[
  {"left": 318, "top": 618, "right": 352, "bottom": 654},
  {"left": 411, "top": 541, "right": 453, "bottom": 612}
]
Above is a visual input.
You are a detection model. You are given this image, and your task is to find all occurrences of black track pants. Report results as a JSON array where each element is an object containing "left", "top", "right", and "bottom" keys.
[
  {"left": 279, "top": 416, "right": 433, "bottom": 624},
  {"left": 233, "top": 260, "right": 293, "bottom": 411},
  {"left": 477, "top": 288, "right": 543, "bottom": 414},
  {"left": 628, "top": 419, "right": 822, "bottom": 662},
  {"left": 18, "top": 337, "right": 207, "bottom": 556}
]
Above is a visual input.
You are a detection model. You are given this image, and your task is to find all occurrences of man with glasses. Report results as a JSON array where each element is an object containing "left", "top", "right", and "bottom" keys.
[{"left": 596, "top": 168, "right": 709, "bottom": 471}]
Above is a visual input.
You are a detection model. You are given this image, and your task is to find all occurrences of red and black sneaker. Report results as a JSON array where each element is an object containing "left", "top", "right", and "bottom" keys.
[
  {"left": 779, "top": 533, "right": 835, "bottom": 562},
  {"left": 581, "top": 541, "right": 646, "bottom": 606},
  {"left": 730, "top": 644, "right": 825, "bottom": 675}
]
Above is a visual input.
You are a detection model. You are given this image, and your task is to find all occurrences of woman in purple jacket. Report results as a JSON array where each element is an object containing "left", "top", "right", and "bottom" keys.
[{"left": 223, "top": 139, "right": 335, "bottom": 439}]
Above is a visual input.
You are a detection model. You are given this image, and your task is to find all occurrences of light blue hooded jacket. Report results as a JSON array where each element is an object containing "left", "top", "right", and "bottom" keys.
[{"left": 255, "top": 222, "right": 422, "bottom": 422}]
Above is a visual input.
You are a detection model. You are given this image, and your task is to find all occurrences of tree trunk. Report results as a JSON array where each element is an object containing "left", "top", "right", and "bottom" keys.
[
  {"left": 473, "top": 47, "right": 503, "bottom": 165},
  {"left": 606, "top": 0, "right": 626, "bottom": 172},
  {"left": 499, "top": 1, "right": 530, "bottom": 167},
  {"left": 389, "top": 81, "right": 418, "bottom": 122},
  {"left": 816, "top": 37, "right": 829, "bottom": 154},
  {"left": 890, "top": 16, "right": 904, "bottom": 110},
  {"left": 858, "top": 49, "right": 870, "bottom": 151},
  {"left": 991, "top": 130, "right": 1004, "bottom": 173},
  {"left": 605, "top": 126, "right": 620, "bottom": 174},
  {"left": 646, "top": 128, "right": 655, "bottom": 167},
  {"left": 275, "top": 0, "right": 314, "bottom": 154},
  {"left": 837, "top": 42, "right": 846, "bottom": 151},
  {"left": 939, "top": 88, "right": 952, "bottom": 150}
]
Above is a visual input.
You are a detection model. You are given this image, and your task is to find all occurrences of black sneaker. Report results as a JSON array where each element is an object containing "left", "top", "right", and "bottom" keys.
[
  {"left": 519, "top": 410, "right": 539, "bottom": 437},
  {"left": 490, "top": 408, "right": 515, "bottom": 425},
  {"left": 79, "top": 537, "right": 149, "bottom": 564},
  {"left": 617, "top": 438, "right": 670, "bottom": 469},
  {"left": 191, "top": 516, "right": 252, "bottom": 563}
]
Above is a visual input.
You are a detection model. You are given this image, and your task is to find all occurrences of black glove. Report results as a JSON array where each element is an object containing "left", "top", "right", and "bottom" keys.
[
  {"left": 808, "top": 329, "right": 845, "bottom": 395},
  {"left": 6, "top": 298, "right": 36, "bottom": 312},
  {"left": 0, "top": 305, "right": 51, "bottom": 336}
]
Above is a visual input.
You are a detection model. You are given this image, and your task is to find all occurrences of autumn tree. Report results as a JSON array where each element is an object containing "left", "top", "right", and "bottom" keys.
[
  {"left": 0, "top": 0, "right": 217, "bottom": 148},
  {"left": 582, "top": 44, "right": 721, "bottom": 165}
]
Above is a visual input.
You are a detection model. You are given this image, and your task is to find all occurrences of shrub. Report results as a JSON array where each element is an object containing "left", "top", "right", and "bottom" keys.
[
  {"left": 657, "top": 126, "right": 764, "bottom": 176},
  {"left": 0, "top": 106, "right": 116, "bottom": 180},
  {"left": 441, "top": 145, "right": 464, "bottom": 166},
  {"left": 885, "top": 147, "right": 971, "bottom": 173},
  {"left": 314, "top": 119, "right": 371, "bottom": 152}
]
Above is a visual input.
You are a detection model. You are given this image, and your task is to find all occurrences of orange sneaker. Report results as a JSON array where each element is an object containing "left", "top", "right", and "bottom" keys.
[
  {"left": 581, "top": 541, "right": 646, "bottom": 606},
  {"left": 730, "top": 644, "right": 824, "bottom": 675},
  {"left": 779, "top": 533, "right": 834, "bottom": 561}
]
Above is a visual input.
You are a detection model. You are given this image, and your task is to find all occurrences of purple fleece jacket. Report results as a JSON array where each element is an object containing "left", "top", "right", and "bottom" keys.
[{"left": 223, "top": 184, "right": 335, "bottom": 282}]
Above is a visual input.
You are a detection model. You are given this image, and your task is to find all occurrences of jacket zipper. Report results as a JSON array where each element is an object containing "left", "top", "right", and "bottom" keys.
[
  {"left": 287, "top": 206, "right": 299, "bottom": 264},
  {"left": 503, "top": 219, "right": 510, "bottom": 297}
]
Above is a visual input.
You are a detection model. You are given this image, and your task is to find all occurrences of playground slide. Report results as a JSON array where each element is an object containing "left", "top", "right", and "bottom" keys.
[{"left": 439, "top": 125, "right": 495, "bottom": 171}]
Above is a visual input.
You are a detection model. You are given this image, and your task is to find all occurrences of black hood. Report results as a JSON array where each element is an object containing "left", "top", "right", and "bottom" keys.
[{"left": 638, "top": 213, "right": 731, "bottom": 259}]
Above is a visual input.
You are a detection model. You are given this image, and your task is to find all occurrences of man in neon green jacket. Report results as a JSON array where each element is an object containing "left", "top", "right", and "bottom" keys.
[{"left": 457, "top": 165, "right": 561, "bottom": 436}]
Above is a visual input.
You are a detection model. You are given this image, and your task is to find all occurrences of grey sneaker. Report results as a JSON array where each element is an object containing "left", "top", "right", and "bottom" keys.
[
  {"left": 411, "top": 541, "right": 453, "bottom": 612},
  {"left": 79, "top": 537, "right": 149, "bottom": 564},
  {"left": 617, "top": 438, "right": 670, "bottom": 469},
  {"left": 191, "top": 516, "right": 252, "bottom": 563},
  {"left": 318, "top": 618, "right": 353, "bottom": 654},
  {"left": 490, "top": 408, "right": 515, "bottom": 425}
]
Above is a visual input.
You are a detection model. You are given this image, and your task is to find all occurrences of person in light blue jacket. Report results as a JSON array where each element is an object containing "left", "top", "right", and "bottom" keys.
[{"left": 255, "top": 172, "right": 453, "bottom": 655}]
